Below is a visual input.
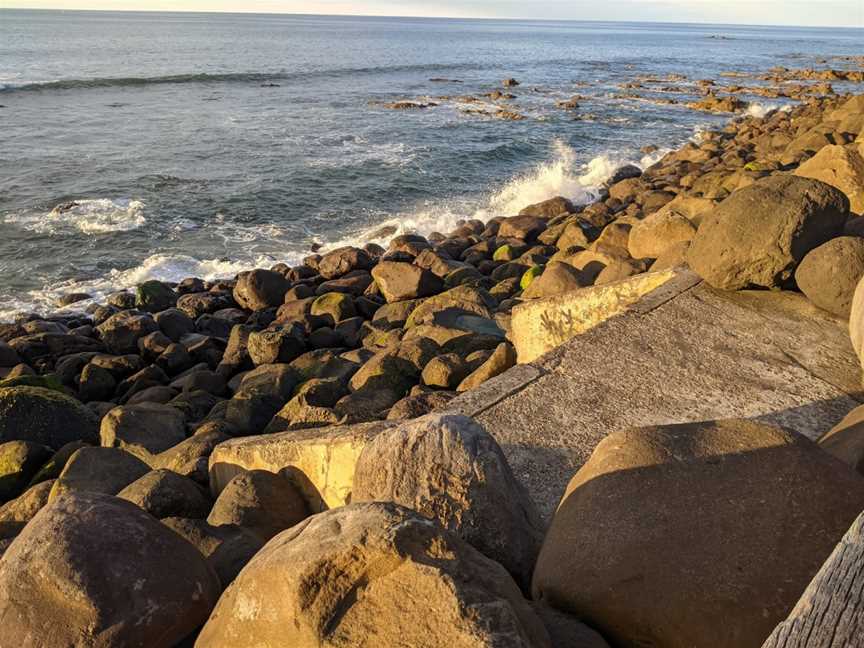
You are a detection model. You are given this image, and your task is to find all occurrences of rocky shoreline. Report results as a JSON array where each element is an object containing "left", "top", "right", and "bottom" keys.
[{"left": 2, "top": 64, "right": 864, "bottom": 646}]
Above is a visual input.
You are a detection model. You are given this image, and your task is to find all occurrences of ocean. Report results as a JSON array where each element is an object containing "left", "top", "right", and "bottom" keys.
[{"left": 0, "top": 9, "right": 862, "bottom": 320}]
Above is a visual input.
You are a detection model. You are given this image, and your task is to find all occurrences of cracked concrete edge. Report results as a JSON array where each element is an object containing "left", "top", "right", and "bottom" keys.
[
  {"left": 629, "top": 267, "right": 703, "bottom": 315},
  {"left": 443, "top": 364, "right": 545, "bottom": 419},
  {"left": 446, "top": 270, "right": 703, "bottom": 420}
]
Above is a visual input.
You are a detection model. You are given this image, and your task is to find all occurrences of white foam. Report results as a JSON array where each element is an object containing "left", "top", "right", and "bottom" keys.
[
  {"left": 306, "top": 137, "right": 418, "bottom": 169},
  {"left": 745, "top": 102, "right": 780, "bottom": 119},
  {"left": 0, "top": 252, "right": 276, "bottom": 322},
  {"left": 4, "top": 198, "right": 147, "bottom": 235}
]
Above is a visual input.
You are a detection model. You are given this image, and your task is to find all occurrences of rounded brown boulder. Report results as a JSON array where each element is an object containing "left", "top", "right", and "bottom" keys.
[
  {"left": 532, "top": 419, "right": 864, "bottom": 648},
  {"left": 794, "top": 236, "right": 864, "bottom": 318},
  {"left": 687, "top": 175, "right": 848, "bottom": 290},
  {"left": 195, "top": 502, "right": 551, "bottom": 648},
  {"left": 0, "top": 491, "right": 220, "bottom": 647}
]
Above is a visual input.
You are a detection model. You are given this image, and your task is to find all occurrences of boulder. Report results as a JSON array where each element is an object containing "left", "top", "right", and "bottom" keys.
[
  {"left": 78, "top": 362, "right": 117, "bottom": 402},
  {"left": 117, "top": 468, "right": 212, "bottom": 519},
  {"left": 421, "top": 353, "right": 471, "bottom": 389},
  {"left": 100, "top": 403, "right": 187, "bottom": 461},
  {"left": 795, "top": 236, "right": 864, "bottom": 317},
  {"left": 310, "top": 292, "right": 356, "bottom": 323},
  {"left": 0, "top": 341, "right": 20, "bottom": 368},
  {"left": 195, "top": 502, "right": 551, "bottom": 648},
  {"left": 405, "top": 285, "right": 496, "bottom": 328},
  {"left": 795, "top": 144, "right": 864, "bottom": 214},
  {"left": 519, "top": 196, "right": 574, "bottom": 218},
  {"left": 372, "top": 261, "right": 444, "bottom": 303},
  {"left": 50, "top": 446, "right": 150, "bottom": 500},
  {"left": 349, "top": 350, "right": 418, "bottom": 395},
  {"left": 0, "top": 386, "right": 99, "bottom": 449},
  {"left": 135, "top": 280, "right": 176, "bottom": 313},
  {"left": 96, "top": 310, "right": 159, "bottom": 354},
  {"left": 457, "top": 342, "right": 517, "bottom": 392},
  {"left": 820, "top": 404, "right": 864, "bottom": 475},
  {"left": 532, "top": 419, "right": 864, "bottom": 648},
  {"left": 0, "top": 480, "right": 53, "bottom": 538},
  {"left": 523, "top": 262, "right": 586, "bottom": 299},
  {"left": 247, "top": 326, "right": 306, "bottom": 366},
  {"left": 0, "top": 492, "right": 220, "bottom": 646},
  {"left": 386, "top": 391, "right": 456, "bottom": 421},
  {"left": 233, "top": 269, "right": 289, "bottom": 311},
  {"left": 162, "top": 516, "right": 264, "bottom": 589},
  {"left": 207, "top": 469, "right": 309, "bottom": 541},
  {"left": 687, "top": 176, "right": 848, "bottom": 290},
  {"left": 0, "top": 441, "right": 52, "bottom": 502},
  {"left": 318, "top": 246, "right": 375, "bottom": 279},
  {"left": 353, "top": 414, "right": 544, "bottom": 589},
  {"left": 499, "top": 215, "right": 548, "bottom": 241},
  {"left": 628, "top": 207, "right": 697, "bottom": 260},
  {"left": 154, "top": 426, "right": 232, "bottom": 484}
]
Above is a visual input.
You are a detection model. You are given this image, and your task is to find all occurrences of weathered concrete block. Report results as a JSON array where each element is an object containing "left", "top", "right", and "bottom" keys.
[
  {"left": 510, "top": 268, "right": 691, "bottom": 363},
  {"left": 208, "top": 421, "right": 393, "bottom": 512}
]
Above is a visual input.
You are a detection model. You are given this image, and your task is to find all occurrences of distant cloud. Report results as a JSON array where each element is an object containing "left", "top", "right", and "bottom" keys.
[{"left": 4, "top": 0, "right": 863, "bottom": 27}]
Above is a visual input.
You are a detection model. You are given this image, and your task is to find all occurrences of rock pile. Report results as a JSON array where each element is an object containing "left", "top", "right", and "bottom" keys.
[{"left": 2, "top": 78, "right": 864, "bottom": 646}]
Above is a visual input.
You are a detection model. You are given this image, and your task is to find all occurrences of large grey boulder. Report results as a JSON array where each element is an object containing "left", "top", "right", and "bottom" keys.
[
  {"left": 195, "top": 502, "right": 551, "bottom": 648},
  {"left": 532, "top": 419, "right": 864, "bottom": 648},
  {"left": 687, "top": 176, "right": 848, "bottom": 290},
  {"left": 353, "top": 413, "right": 543, "bottom": 589},
  {"left": 96, "top": 310, "right": 160, "bottom": 354},
  {"left": 0, "top": 492, "right": 220, "bottom": 647}
]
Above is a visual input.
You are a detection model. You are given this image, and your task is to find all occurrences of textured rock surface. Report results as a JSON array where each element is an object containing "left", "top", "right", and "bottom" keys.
[
  {"left": 532, "top": 419, "right": 864, "bottom": 648},
  {"left": 0, "top": 492, "right": 220, "bottom": 647},
  {"left": 353, "top": 414, "right": 543, "bottom": 588},
  {"left": 196, "top": 503, "right": 550, "bottom": 648},
  {"left": 0, "top": 386, "right": 99, "bottom": 449},
  {"left": 687, "top": 176, "right": 848, "bottom": 290}
]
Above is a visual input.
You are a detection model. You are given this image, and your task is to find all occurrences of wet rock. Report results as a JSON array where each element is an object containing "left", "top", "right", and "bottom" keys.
[
  {"left": 0, "top": 386, "right": 99, "bottom": 449},
  {"left": 195, "top": 502, "right": 549, "bottom": 648},
  {"left": 0, "top": 491, "right": 220, "bottom": 647},
  {"left": 207, "top": 470, "right": 309, "bottom": 542},
  {"left": 318, "top": 246, "right": 375, "bottom": 279},
  {"left": 687, "top": 176, "right": 848, "bottom": 290},
  {"left": 0, "top": 341, "right": 21, "bottom": 368},
  {"left": 96, "top": 310, "right": 159, "bottom": 354},
  {"left": 499, "top": 215, "right": 549, "bottom": 241},
  {"left": 532, "top": 419, "right": 864, "bottom": 648},
  {"left": 77, "top": 361, "right": 117, "bottom": 402},
  {"left": 135, "top": 279, "right": 177, "bottom": 313},
  {"left": 233, "top": 269, "right": 289, "bottom": 311}
]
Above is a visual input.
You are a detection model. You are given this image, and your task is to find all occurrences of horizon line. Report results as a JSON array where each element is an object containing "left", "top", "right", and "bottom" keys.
[{"left": 1, "top": 7, "right": 862, "bottom": 30}]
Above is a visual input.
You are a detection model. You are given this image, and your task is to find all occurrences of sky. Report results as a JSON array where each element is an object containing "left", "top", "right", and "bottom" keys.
[{"left": 1, "top": 0, "right": 863, "bottom": 28}]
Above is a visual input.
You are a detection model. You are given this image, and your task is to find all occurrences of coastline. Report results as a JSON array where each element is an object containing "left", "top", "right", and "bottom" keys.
[{"left": 2, "top": 55, "right": 864, "bottom": 646}]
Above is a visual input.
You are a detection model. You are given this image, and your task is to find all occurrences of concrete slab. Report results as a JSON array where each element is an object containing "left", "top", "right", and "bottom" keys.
[{"left": 446, "top": 275, "right": 864, "bottom": 524}]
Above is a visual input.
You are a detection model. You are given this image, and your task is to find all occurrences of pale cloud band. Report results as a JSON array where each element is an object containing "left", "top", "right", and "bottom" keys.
[{"left": 2, "top": 0, "right": 862, "bottom": 28}]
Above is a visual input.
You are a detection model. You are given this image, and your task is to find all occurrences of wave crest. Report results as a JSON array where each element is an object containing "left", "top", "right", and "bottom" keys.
[{"left": 4, "top": 198, "right": 146, "bottom": 235}]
